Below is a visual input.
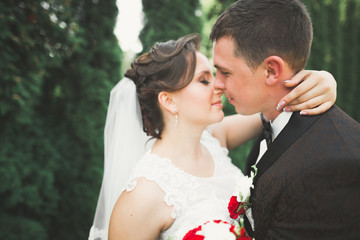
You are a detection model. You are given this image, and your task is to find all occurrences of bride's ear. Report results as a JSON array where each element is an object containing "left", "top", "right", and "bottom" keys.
[{"left": 158, "top": 91, "right": 177, "bottom": 114}]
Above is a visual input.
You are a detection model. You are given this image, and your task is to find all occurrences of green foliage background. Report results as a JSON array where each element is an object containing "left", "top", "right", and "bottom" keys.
[
  {"left": 139, "top": 0, "right": 203, "bottom": 53},
  {"left": 1, "top": 0, "right": 121, "bottom": 238},
  {"left": 0, "top": 0, "right": 359, "bottom": 238}
]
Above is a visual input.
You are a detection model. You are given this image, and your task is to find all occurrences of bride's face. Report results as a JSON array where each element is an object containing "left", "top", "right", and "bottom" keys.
[{"left": 173, "top": 52, "right": 224, "bottom": 127}]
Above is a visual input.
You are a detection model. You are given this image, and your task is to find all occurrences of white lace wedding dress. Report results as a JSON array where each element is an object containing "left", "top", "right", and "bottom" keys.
[{"left": 125, "top": 129, "right": 245, "bottom": 240}]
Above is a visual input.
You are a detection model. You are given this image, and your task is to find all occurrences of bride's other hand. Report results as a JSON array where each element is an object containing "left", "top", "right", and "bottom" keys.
[{"left": 278, "top": 70, "right": 337, "bottom": 115}]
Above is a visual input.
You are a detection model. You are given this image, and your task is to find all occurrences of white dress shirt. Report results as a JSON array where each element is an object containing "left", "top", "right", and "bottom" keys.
[{"left": 255, "top": 111, "right": 293, "bottom": 165}]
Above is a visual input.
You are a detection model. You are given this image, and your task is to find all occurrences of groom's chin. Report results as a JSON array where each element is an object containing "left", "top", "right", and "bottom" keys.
[
  {"left": 235, "top": 106, "right": 257, "bottom": 116},
  {"left": 228, "top": 100, "right": 257, "bottom": 115}
]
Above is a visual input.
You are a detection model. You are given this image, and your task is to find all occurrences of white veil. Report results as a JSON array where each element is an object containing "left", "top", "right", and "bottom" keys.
[{"left": 88, "top": 78, "right": 153, "bottom": 240}]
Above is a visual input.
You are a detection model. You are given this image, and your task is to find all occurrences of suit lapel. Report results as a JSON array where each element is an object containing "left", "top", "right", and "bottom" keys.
[{"left": 253, "top": 111, "right": 323, "bottom": 184}]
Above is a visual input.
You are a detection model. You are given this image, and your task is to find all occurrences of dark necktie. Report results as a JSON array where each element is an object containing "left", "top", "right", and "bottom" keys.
[{"left": 260, "top": 113, "right": 272, "bottom": 147}]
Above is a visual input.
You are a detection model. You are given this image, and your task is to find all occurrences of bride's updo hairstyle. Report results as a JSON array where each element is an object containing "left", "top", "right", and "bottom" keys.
[{"left": 125, "top": 33, "right": 201, "bottom": 139}]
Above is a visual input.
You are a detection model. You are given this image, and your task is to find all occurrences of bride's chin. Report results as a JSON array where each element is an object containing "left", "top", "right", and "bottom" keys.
[
  {"left": 218, "top": 111, "right": 225, "bottom": 120},
  {"left": 211, "top": 112, "right": 225, "bottom": 124}
]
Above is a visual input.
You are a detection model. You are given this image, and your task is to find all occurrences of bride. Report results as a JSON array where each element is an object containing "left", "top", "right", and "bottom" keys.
[{"left": 89, "top": 33, "right": 336, "bottom": 240}]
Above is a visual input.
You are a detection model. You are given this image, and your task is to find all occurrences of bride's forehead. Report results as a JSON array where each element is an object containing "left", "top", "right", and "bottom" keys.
[{"left": 195, "top": 52, "right": 213, "bottom": 72}]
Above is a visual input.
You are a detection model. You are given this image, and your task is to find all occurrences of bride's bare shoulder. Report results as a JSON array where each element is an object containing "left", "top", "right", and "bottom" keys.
[
  {"left": 109, "top": 177, "right": 174, "bottom": 240},
  {"left": 122, "top": 177, "right": 167, "bottom": 203}
]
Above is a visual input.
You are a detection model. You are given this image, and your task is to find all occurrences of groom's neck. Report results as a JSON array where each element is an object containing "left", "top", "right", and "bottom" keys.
[
  {"left": 262, "top": 76, "right": 295, "bottom": 122},
  {"left": 262, "top": 108, "right": 283, "bottom": 123}
]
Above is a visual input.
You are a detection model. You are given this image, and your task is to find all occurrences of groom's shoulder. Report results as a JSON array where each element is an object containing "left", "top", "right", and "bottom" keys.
[
  {"left": 324, "top": 104, "right": 360, "bottom": 130},
  {"left": 315, "top": 105, "right": 360, "bottom": 154},
  {"left": 293, "top": 104, "right": 360, "bottom": 137},
  {"left": 294, "top": 104, "right": 360, "bottom": 150}
]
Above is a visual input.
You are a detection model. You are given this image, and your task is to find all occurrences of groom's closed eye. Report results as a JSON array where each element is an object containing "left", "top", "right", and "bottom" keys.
[
  {"left": 214, "top": 65, "right": 230, "bottom": 77},
  {"left": 216, "top": 70, "right": 230, "bottom": 78}
]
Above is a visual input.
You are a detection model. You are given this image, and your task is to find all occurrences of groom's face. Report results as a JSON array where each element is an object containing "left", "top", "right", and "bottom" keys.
[{"left": 213, "top": 37, "right": 267, "bottom": 115}]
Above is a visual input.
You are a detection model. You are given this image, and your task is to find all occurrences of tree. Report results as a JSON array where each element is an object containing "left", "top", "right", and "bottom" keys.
[
  {"left": 0, "top": 0, "right": 122, "bottom": 239},
  {"left": 303, "top": 0, "right": 360, "bottom": 122},
  {"left": 200, "top": 0, "right": 234, "bottom": 55},
  {"left": 140, "top": 0, "right": 203, "bottom": 53}
]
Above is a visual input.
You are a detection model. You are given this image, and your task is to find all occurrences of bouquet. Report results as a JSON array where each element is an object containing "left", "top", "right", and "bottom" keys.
[
  {"left": 182, "top": 220, "right": 251, "bottom": 240},
  {"left": 182, "top": 166, "right": 257, "bottom": 240}
]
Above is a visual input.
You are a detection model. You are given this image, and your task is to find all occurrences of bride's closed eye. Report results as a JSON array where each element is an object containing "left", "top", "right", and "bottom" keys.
[{"left": 200, "top": 79, "right": 210, "bottom": 85}]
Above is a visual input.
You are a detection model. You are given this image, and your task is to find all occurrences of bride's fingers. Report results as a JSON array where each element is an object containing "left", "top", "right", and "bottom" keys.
[
  {"left": 284, "top": 70, "right": 311, "bottom": 87},
  {"left": 277, "top": 80, "right": 318, "bottom": 110},
  {"left": 286, "top": 87, "right": 322, "bottom": 106},
  {"left": 299, "top": 101, "right": 333, "bottom": 116},
  {"left": 279, "top": 70, "right": 337, "bottom": 111},
  {"left": 279, "top": 75, "right": 317, "bottom": 108},
  {"left": 282, "top": 95, "right": 325, "bottom": 112}
]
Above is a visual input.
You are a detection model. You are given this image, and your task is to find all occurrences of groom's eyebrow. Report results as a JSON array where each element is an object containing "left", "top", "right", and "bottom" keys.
[{"left": 214, "top": 65, "right": 229, "bottom": 72}]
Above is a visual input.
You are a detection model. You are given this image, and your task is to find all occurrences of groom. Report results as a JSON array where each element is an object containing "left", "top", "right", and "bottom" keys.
[{"left": 210, "top": 0, "right": 360, "bottom": 239}]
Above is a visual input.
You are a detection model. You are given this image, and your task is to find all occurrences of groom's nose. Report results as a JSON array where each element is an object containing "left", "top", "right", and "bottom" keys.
[{"left": 214, "top": 74, "right": 226, "bottom": 90}]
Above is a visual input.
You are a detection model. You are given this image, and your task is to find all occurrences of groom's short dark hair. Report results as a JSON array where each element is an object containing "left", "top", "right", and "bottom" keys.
[{"left": 210, "top": 0, "right": 313, "bottom": 72}]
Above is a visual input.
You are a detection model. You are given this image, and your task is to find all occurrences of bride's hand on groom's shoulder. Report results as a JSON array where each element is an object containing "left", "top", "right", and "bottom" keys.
[{"left": 278, "top": 70, "right": 337, "bottom": 115}]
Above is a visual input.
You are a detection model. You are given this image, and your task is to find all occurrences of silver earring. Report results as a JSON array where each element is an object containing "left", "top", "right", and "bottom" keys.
[{"left": 175, "top": 113, "right": 178, "bottom": 128}]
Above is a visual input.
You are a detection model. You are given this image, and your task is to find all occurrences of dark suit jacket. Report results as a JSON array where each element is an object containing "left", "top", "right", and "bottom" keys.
[{"left": 245, "top": 105, "right": 360, "bottom": 239}]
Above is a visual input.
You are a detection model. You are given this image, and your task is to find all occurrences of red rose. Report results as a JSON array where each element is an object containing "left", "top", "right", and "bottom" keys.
[
  {"left": 182, "top": 225, "right": 204, "bottom": 240},
  {"left": 228, "top": 196, "right": 246, "bottom": 219},
  {"left": 229, "top": 223, "right": 236, "bottom": 234},
  {"left": 237, "top": 228, "right": 252, "bottom": 240},
  {"left": 183, "top": 220, "right": 252, "bottom": 240}
]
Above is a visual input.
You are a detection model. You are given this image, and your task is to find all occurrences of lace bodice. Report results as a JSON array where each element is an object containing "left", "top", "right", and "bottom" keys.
[{"left": 126, "top": 129, "right": 244, "bottom": 240}]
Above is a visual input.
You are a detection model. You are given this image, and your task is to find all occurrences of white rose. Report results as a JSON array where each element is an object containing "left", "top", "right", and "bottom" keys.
[
  {"left": 235, "top": 175, "right": 254, "bottom": 202},
  {"left": 198, "top": 221, "right": 236, "bottom": 240}
]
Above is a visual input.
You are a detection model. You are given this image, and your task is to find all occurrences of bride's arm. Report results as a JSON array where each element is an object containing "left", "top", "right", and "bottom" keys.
[
  {"left": 209, "top": 70, "right": 337, "bottom": 150},
  {"left": 109, "top": 178, "right": 173, "bottom": 240},
  {"left": 210, "top": 113, "right": 262, "bottom": 150}
]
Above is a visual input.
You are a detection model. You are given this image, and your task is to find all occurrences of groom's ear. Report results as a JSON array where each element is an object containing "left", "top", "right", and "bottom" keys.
[
  {"left": 158, "top": 91, "right": 177, "bottom": 114},
  {"left": 264, "top": 56, "right": 285, "bottom": 86}
]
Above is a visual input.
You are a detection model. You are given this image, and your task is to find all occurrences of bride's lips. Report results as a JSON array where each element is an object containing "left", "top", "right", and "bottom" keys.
[{"left": 212, "top": 100, "right": 223, "bottom": 108}]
